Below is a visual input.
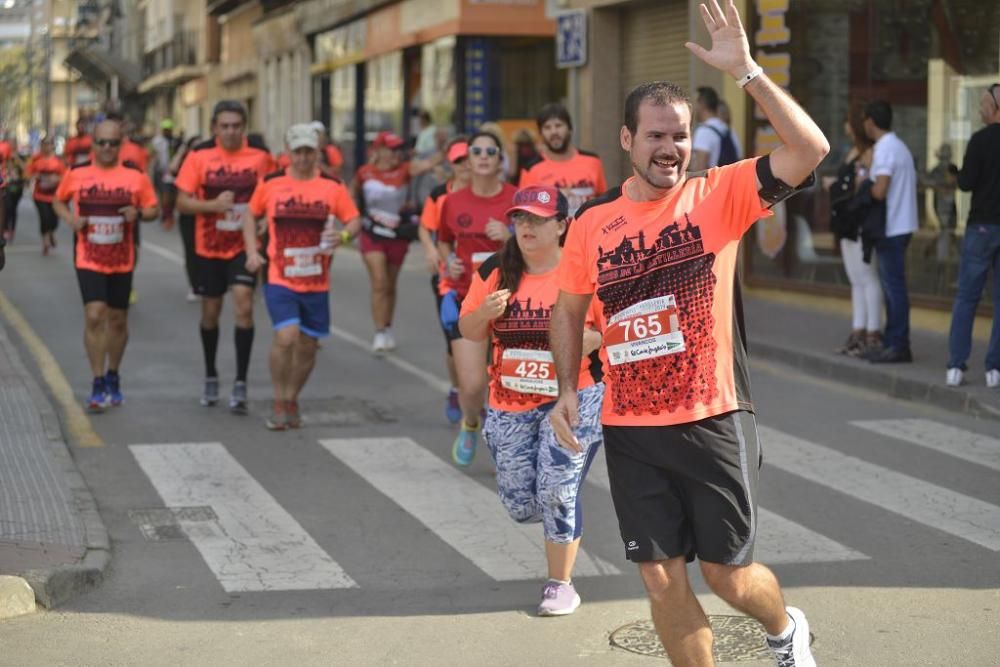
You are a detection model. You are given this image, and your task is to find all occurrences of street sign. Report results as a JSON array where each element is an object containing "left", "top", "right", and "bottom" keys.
[{"left": 556, "top": 10, "right": 587, "bottom": 69}]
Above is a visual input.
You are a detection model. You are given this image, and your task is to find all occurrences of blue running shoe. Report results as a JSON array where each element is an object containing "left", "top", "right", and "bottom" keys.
[
  {"left": 105, "top": 371, "right": 124, "bottom": 406},
  {"left": 87, "top": 377, "right": 109, "bottom": 413},
  {"left": 444, "top": 388, "right": 461, "bottom": 424},
  {"left": 452, "top": 420, "right": 479, "bottom": 466}
]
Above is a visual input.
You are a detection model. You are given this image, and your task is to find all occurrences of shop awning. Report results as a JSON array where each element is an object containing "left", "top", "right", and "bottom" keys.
[{"left": 64, "top": 46, "right": 142, "bottom": 93}]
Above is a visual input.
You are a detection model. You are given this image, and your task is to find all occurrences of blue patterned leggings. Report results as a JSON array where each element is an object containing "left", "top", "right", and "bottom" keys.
[{"left": 482, "top": 383, "right": 605, "bottom": 544}]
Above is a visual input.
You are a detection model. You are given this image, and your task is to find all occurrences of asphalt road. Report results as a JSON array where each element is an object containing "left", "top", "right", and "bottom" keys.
[{"left": 0, "top": 206, "right": 998, "bottom": 666}]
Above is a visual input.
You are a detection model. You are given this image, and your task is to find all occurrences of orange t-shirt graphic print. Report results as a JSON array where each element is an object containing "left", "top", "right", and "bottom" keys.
[
  {"left": 249, "top": 172, "right": 359, "bottom": 293},
  {"left": 558, "top": 158, "right": 771, "bottom": 427},
  {"left": 55, "top": 164, "right": 157, "bottom": 274},
  {"left": 175, "top": 141, "right": 274, "bottom": 260}
]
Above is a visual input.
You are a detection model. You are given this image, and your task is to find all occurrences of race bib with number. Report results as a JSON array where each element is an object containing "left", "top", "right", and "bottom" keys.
[
  {"left": 499, "top": 349, "right": 558, "bottom": 397},
  {"left": 471, "top": 252, "right": 494, "bottom": 272},
  {"left": 369, "top": 208, "right": 401, "bottom": 229},
  {"left": 87, "top": 215, "right": 125, "bottom": 245},
  {"left": 604, "top": 296, "right": 684, "bottom": 366},
  {"left": 283, "top": 246, "right": 323, "bottom": 278},
  {"left": 564, "top": 187, "right": 595, "bottom": 216},
  {"left": 216, "top": 203, "right": 248, "bottom": 232}
]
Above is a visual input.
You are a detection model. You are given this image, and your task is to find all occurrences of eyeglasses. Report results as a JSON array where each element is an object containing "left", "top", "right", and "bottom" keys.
[
  {"left": 511, "top": 212, "right": 556, "bottom": 226},
  {"left": 94, "top": 139, "right": 122, "bottom": 147},
  {"left": 470, "top": 146, "right": 499, "bottom": 157}
]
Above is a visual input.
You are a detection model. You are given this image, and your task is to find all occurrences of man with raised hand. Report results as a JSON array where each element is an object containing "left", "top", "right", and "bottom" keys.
[{"left": 549, "top": 2, "right": 828, "bottom": 665}]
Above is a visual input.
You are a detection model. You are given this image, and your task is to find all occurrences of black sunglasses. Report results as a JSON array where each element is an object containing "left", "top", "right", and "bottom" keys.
[
  {"left": 470, "top": 146, "right": 499, "bottom": 157},
  {"left": 94, "top": 139, "right": 122, "bottom": 147}
]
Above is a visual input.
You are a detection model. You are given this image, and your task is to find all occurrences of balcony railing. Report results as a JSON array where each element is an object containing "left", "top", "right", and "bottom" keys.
[{"left": 142, "top": 29, "right": 201, "bottom": 79}]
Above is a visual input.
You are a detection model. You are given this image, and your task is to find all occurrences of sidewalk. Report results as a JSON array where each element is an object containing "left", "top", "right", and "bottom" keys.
[
  {"left": 744, "top": 289, "right": 1000, "bottom": 420},
  {"left": 0, "top": 314, "right": 109, "bottom": 613}
]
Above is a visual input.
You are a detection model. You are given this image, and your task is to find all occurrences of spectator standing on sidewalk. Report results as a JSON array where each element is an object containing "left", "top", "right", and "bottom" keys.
[
  {"left": 863, "top": 100, "right": 918, "bottom": 363},
  {"left": 690, "top": 86, "right": 742, "bottom": 171},
  {"left": 946, "top": 84, "right": 1000, "bottom": 388}
]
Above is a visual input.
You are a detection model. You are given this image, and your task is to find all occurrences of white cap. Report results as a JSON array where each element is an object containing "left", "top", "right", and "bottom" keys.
[
  {"left": 308, "top": 120, "right": 325, "bottom": 133},
  {"left": 286, "top": 123, "right": 319, "bottom": 150}
]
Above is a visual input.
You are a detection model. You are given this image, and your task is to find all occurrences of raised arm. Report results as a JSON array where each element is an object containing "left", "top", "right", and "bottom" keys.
[{"left": 686, "top": 0, "right": 829, "bottom": 191}]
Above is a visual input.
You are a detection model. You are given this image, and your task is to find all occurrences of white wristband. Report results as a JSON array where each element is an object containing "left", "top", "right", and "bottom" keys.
[{"left": 736, "top": 66, "right": 764, "bottom": 89}]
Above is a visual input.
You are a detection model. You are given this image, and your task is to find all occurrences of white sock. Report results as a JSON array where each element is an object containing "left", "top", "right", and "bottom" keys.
[
  {"left": 767, "top": 613, "right": 795, "bottom": 643},
  {"left": 548, "top": 578, "right": 571, "bottom": 585}
]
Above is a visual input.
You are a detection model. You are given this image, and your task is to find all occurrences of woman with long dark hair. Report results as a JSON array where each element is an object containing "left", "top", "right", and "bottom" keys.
[
  {"left": 459, "top": 185, "right": 604, "bottom": 616},
  {"left": 27, "top": 137, "right": 66, "bottom": 255}
]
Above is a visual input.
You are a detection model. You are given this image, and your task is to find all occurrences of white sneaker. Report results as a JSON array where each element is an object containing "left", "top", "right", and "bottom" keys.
[
  {"left": 987, "top": 369, "right": 1000, "bottom": 389},
  {"left": 767, "top": 606, "right": 816, "bottom": 667},
  {"left": 372, "top": 331, "right": 387, "bottom": 354},
  {"left": 382, "top": 328, "right": 396, "bottom": 351},
  {"left": 945, "top": 368, "right": 964, "bottom": 387},
  {"left": 186, "top": 290, "right": 200, "bottom": 303}
]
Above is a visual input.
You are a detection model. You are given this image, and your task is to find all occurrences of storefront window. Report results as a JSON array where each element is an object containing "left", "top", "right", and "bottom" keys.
[
  {"left": 420, "top": 36, "right": 457, "bottom": 129},
  {"left": 745, "top": 0, "right": 1000, "bottom": 306},
  {"left": 365, "top": 51, "right": 404, "bottom": 139},
  {"left": 494, "top": 38, "right": 567, "bottom": 120},
  {"left": 331, "top": 65, "right": 357, "bottom": 172}
]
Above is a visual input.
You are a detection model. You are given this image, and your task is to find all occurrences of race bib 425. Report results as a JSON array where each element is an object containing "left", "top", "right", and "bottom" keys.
[
  {"left": 499, "top": 349, "right": 558, "bottom": 397},
  {"left": 604, "top": 296, "right": 684, "bottom": 366}
]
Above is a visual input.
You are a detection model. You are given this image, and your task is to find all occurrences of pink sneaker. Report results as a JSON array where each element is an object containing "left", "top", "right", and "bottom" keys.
[{"left": 537, "top": 580, "right": 581, "bottom": 616}]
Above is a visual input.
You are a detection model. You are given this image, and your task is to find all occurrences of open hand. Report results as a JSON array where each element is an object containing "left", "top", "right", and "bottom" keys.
[
  {"left": 685, "top": 0, "right": 756, "bottom": 80},
  {"left": 478, "top": 289, "right": 511, "bottom": 320},
  {"left": 550, "top": 392, "right": 582, "bottom": 453}
]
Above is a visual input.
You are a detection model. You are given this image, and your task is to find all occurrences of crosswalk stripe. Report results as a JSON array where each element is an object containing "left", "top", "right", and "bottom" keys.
[
  {"left": 319, "top": 437, "right": 621, "bottom": 581},
  {"left": 758, "top": 425, "right": 1000, "bottom": 552},
  {"left": 586, "top": 454, "right": 868, "bottom": 564},
  {"left": 130, "top": 443, "right": 358, "bottom": 592},
  {"left": 850, "top": 419, "right": 1000, "bottom": 473}
]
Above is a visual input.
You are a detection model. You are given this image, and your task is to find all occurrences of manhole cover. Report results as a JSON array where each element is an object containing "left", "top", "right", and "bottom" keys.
[
  {"left": 128, "top": 506, "right": 217, "bottom": 542},
  {"left": 610, "top": 616, "right": 778, "bottom": 662}
]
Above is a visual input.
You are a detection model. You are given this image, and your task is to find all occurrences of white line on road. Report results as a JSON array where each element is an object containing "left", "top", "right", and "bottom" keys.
[
  {"left": 850, "top": 419, "right": 1000, "bottom": 473},
  {"left": 140, "top": 240, "right": 186, "bottom": 265},
  {"left": 586, "top": 454, "right": 868, "bottom": 564},
  {"left": 130, "top": 442, "right": 358, "bottom": 592},
  {"left": 320, "top": 437, "right": 621, "bottom": 581},
  {"left": 758, "top": 425, "right": 1000, "bottom": 552}
]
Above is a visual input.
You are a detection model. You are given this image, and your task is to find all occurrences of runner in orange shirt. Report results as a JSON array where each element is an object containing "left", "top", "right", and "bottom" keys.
[
  {"left": 27, "top": 137, "right": 67, "bottom": 254},
  {"left": 418, "top": 137, "right": 470, "bottom": 424},
  {"left": 459, "top": 185, "right": 604, "bottom": 616},
  {"left": 63, "top": 117, "right": 93, "bottom": 167},
  {"left": 518, "top": 103, "right": 607, "bottom": 217},
  {"left": 244, "top": 123, "right": 361, "bottom": 430},
  {"left": 549, "top": 3, "right": 828, "bottom": 665},
  {"left": 176, "top": 100, "right": 275, "bottom": 414},
  {"left": 52, "top": 118, "right": 159, "bottom": 412},
  {"left": 437, "top": 130, "right": 518, "bottom": 464},
  {"left": 275, "top": 121, "right": 343, "bottom": 179}
]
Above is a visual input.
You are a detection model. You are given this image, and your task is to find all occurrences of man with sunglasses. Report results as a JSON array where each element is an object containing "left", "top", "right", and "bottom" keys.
[
  {"left": 177, "top": 100, "right": 275, "bottom": 414},
  {"left": 946, "top": 84, "right": 1000, "bottom": 389},
  {"left": 52, "top": 118, "right": 160, "bottom": 411}
]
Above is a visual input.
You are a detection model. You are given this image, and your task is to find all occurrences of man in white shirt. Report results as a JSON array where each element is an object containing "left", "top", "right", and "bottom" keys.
[
  {"left": 864, "top": 100, "right": 918, "bottom": 363},
  {"left": 690, "top": 86, "right": 742, "bottom": 171}
]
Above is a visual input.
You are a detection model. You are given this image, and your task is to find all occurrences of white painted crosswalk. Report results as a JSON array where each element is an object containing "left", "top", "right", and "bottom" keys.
[
  {"left": 319, "top": 437, "right": 621, "bottom": 580},
  {"left": 128, "top": 417, "right": 1000, "bottom": 593},
  {"left": 130, "top": 443, "right": 358, "bottom": 592}
]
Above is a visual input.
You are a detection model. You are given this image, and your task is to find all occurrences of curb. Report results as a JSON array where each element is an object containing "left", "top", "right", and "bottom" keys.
[
  {"left": 750, "top": 339, "right": 1000, "bottom": 422},
  {"left": 0, "top": 318, "right": 111, "bottom": 609}
]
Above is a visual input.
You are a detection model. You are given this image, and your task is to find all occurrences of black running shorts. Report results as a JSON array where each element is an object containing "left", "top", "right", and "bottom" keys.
[
  {"left": 604, "top": 410, "right": 762, "bottom": 566},
  {"left": 195, "top": 252, "right": 257, "bottom": 298},
  {"left": 76, "top": 269, "right": 133, "bottom": 310}
]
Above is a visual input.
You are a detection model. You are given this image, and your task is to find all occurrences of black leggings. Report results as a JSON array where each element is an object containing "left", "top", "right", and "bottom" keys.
[
  {"left": 4, "top": 188, "right": 22, "bottom": 232},
  {"left": 34, "top": 200, "right": 58, "bottom": 235},
  {"left": 179, "top": 214, "right": 197, "bottom": 289}
]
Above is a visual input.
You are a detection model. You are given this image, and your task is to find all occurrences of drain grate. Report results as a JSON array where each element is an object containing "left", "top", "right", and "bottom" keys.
[
  {"left": 128, "top": 506, "right": 217, "bottom": 542},
  {"left": 610, "top": 615, "right": 795, "bottom": 662}
]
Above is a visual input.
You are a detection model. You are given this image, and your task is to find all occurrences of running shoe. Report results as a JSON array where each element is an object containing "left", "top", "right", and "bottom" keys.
[
  {"left": 200, "top": 377, "right": 219, "bottom": 406},
  {"left": 372, "top": 331, "right": 388, "bottom": 354},
  {"left": 987, "top": 369, "right": 1000, "bottom": 389},
  {"left": 444, "top": 388, "right": 461, "bottom": 424},
  {"left": 382, "top": 328, "right": 397, "bottom": 351},
  {"left": 265, "top": 401, "right": 287, "bottom": 431},
  {"left": 87, "top": 377, "right": 109, "bottom": 413},
  {"left": 185, "top": 289, "right": 200, "bottom": 303},
  {"left": 285, "top": 400, "right": 302, "bottom": 429},
  {"left": 229, "top": 381, "right": 248, "bottom": 415},
  {"left": 452, "top": 420, "right": 479, "bottom": 466},
  {"left": 945, "top": 367, "right": 964, "bottom": 387},
  {"left": 104, "top": 371, "right": 124, "bottom": 406},
  {"left": 537, "top": 580, "right": 581, "bottom": 617},
  {"left": 767, "top": 606, "right": 816, "bottom": 667}
]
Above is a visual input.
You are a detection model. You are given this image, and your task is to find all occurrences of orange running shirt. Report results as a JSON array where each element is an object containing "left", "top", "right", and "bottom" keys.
[
  {"left": 55, "top": 163, "right": 157, "bottom": 274},
  {"left": 28, "top": 155, "right": 67, "bottom": 202},
  {"left": 118, "top": 138, "right": 149, "bottom": 172},
  {"left": 557, "top": 158, "right": 771, "bottom": 427},
  {"left": 462, "top": 257, "right": 600, "bottom": 412},
  {"left": 175, "top": 139, "right": 275, "bottom": 259},
  {"left": 437, "top": 183, "right": 518, "bottom": 299},
  {"left": 248, "top": 170, "right": 359, "bottom": 293},
  {"left": 519, "top": 150, "right": 608, "bottom": 216},
  {"left": 420, "top": 182, "right": 451, "bottom": 233},
  {"left": 0, "top": 141, "right": 12, "bottom": 164},
  {"left": 63, "top": 135, "right": 93, "bottom": 166}
]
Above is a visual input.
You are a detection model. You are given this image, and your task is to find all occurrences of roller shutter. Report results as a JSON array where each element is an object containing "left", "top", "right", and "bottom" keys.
[{"left": 621, "top": 0, "right": 690, "bottom": 94}]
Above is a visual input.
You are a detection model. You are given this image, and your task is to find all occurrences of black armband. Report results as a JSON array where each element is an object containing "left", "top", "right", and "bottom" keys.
[{"left": 756, "top": 154, "right": 815, "bottom": 207}]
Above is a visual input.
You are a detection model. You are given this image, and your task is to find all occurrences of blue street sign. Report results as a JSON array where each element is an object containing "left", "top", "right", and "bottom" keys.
[{"left": 556, "top": 10, "right": 587, "bottom": 69}]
